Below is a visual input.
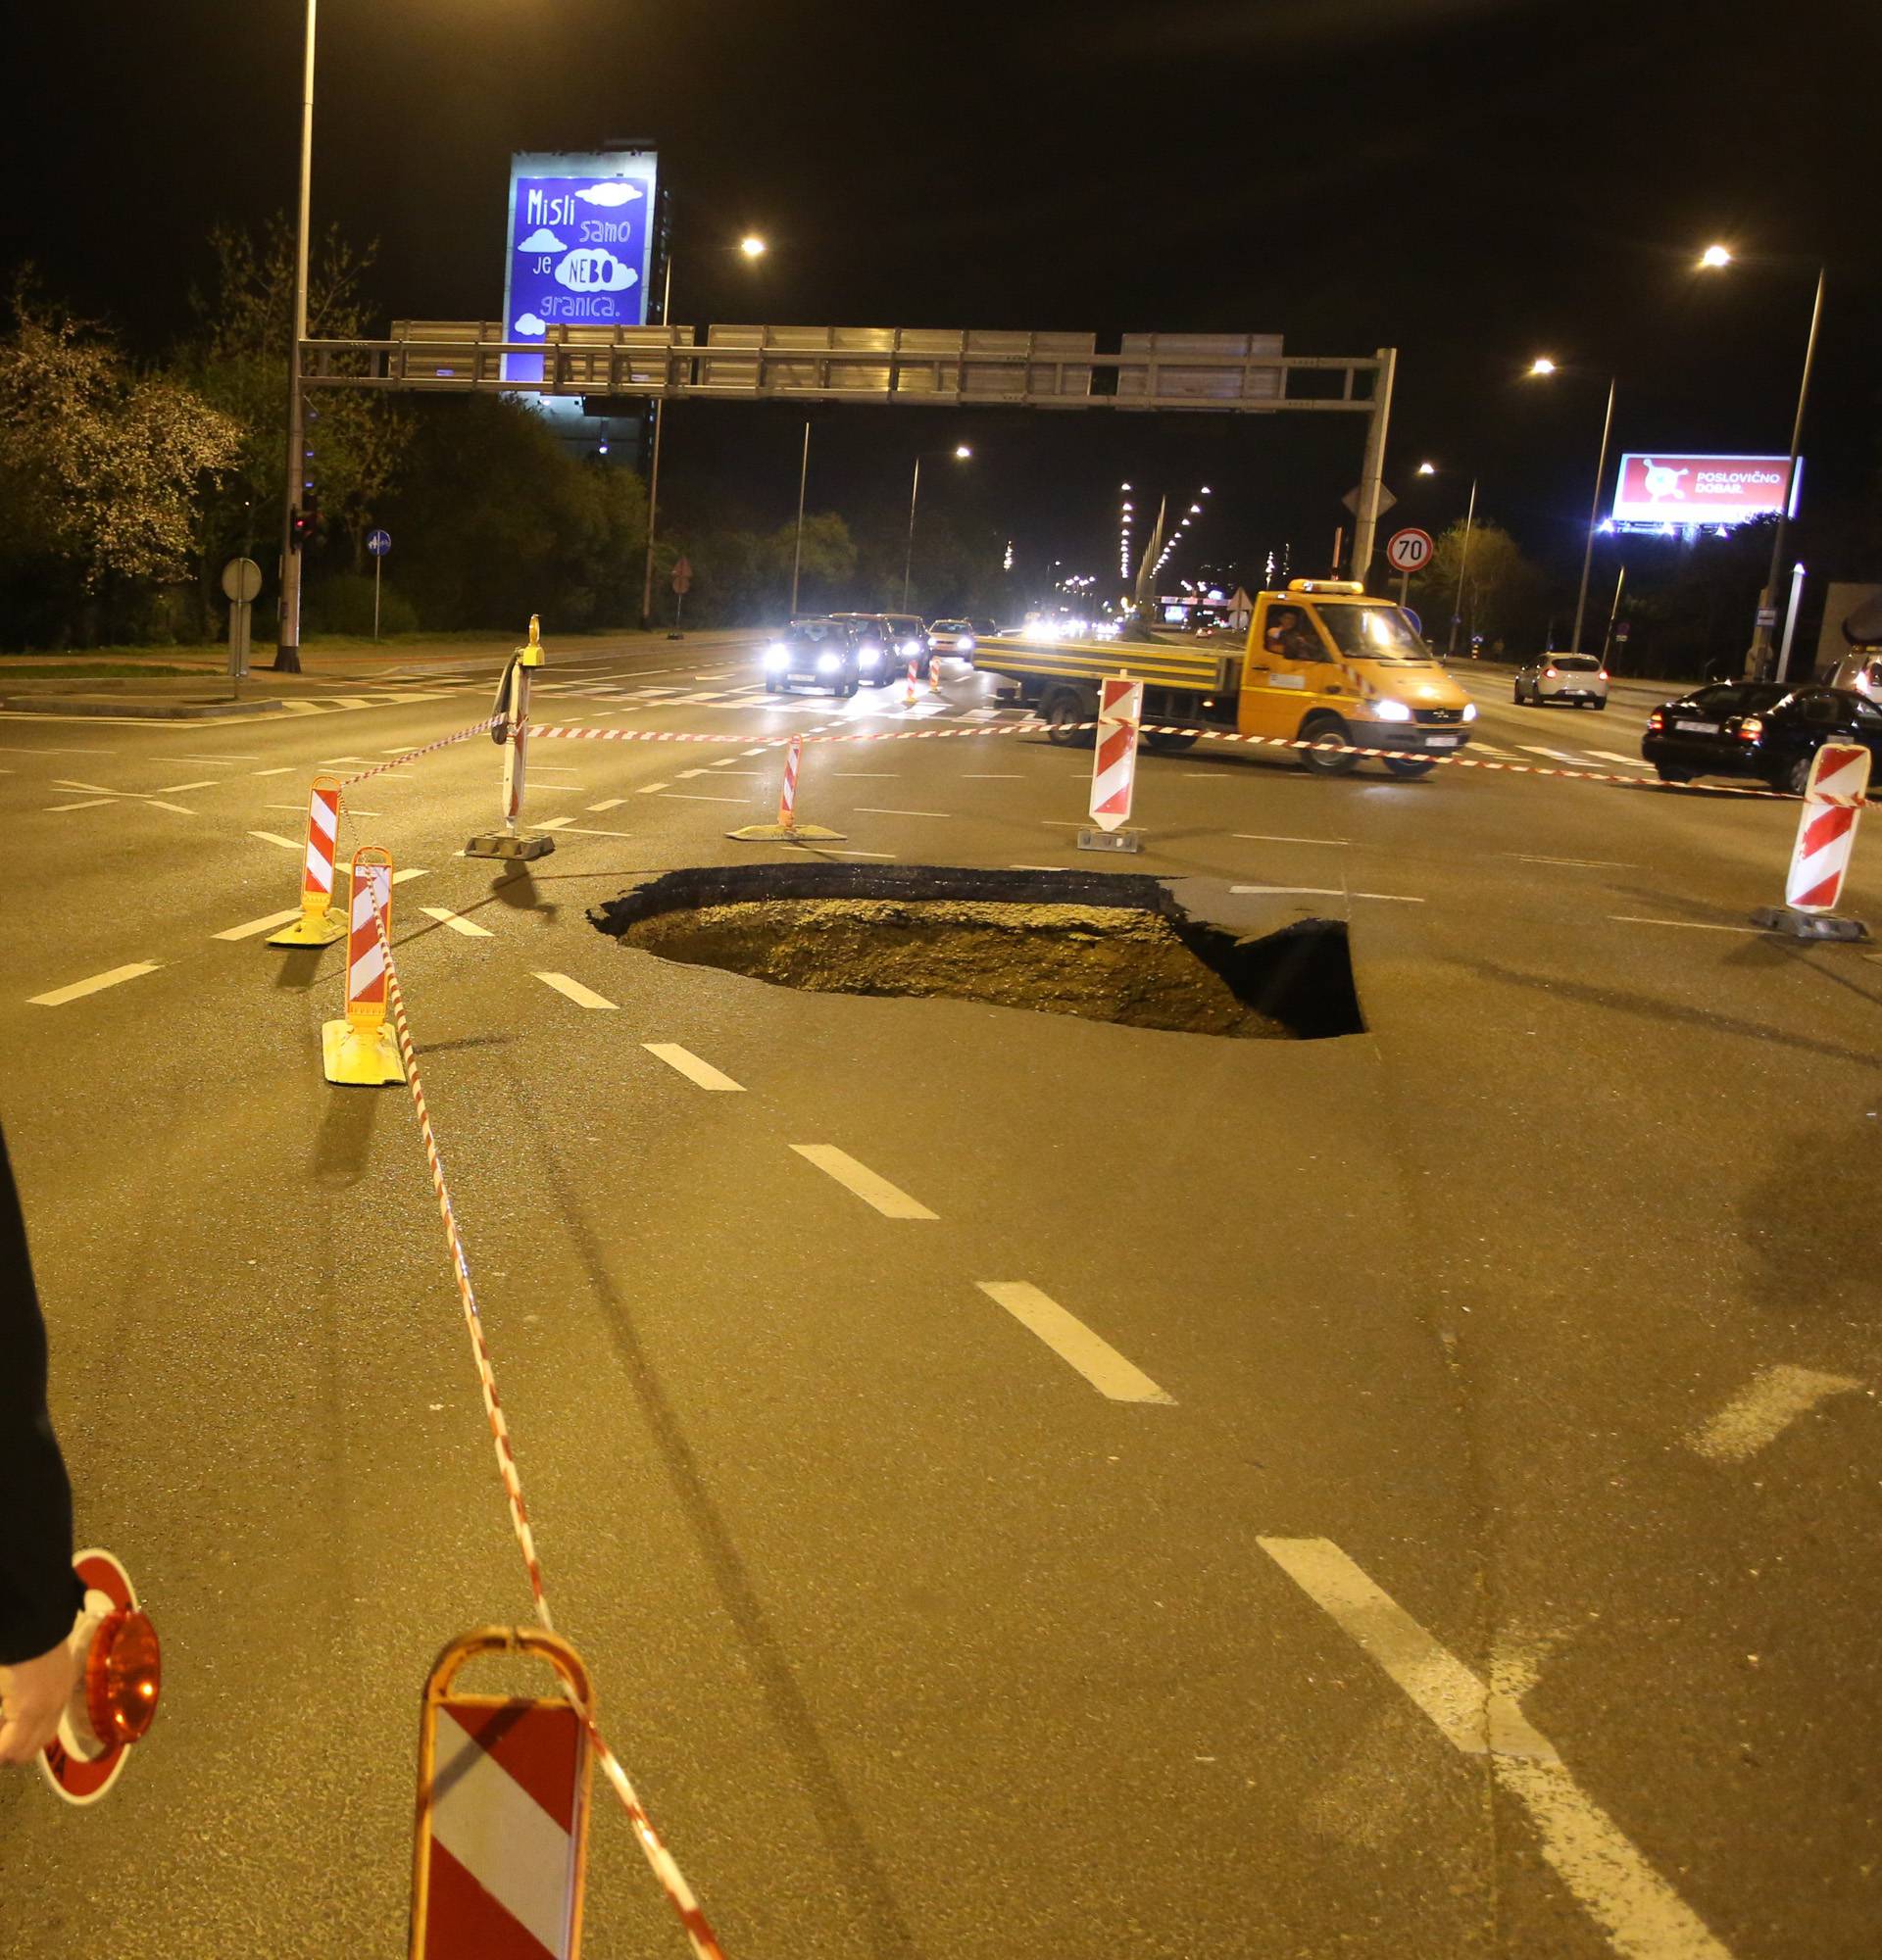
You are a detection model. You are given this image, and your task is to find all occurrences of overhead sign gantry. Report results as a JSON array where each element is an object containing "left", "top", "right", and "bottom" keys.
[{"left": 299, "top": 324, "right": 1399, "bottom": 579}]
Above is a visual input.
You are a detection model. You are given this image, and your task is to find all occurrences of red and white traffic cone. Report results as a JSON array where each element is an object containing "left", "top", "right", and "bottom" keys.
[
  {"left": 727, "top": 735, "right": 844, "bottom": 842},
  {"left": 322, "top": 847, "right": 404, "bottom": 1084},
  {"left": 1753, "top": 742, "right": 1871, "bottom": 940},
  {"left": 267, "top": 774, "right": 348, "bottom": 946}
]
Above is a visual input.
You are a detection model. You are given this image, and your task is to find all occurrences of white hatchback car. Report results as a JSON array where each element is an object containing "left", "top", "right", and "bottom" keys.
[{"left": 1513, "top": 653, "right": 1609, "bottom": 709}]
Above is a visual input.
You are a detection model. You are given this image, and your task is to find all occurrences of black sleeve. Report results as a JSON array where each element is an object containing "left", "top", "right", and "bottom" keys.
[{"left": 0, "top": 1124, "right": 84, "bottom": 1665}]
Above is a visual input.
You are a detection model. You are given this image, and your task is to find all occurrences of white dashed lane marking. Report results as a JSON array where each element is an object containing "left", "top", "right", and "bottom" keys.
[
  {"left": 644, "top": 1043, "right": 744, "bottom": 1092},
  {"left": 249, "top": 830, "right": 301, "bottom": 851},
  {"left": 1260, "top": 1538, "right": 1734, "bottom": 1959},
  {"left": 421, "top": 906, "right": 495, "bottom": 939},
  {"left": 532, "top": 971, "right": 619, "bottom": 1010},
  {"left": 636, "top": 783, "right": 669, "bottom": 795},
  {"left": 213, "top": 906, "right": 307, "bottom": 942},
  {"left": 1610, "top": 915, "right": 1766, "bottom": 935},
  {"left": 30, "top": 962, "right": 163, "bottom": 1007},
  {"left": 854, "top": 807, "right": 951, "bottom": 818},
  {"left": 1687, "top": 1364, "right": 1866, "bottom": 1463},
  {"left": 974, "top": 1283, "right": 1172, "bottom": 1404},
  {"left": 587, "top": 798, "right": 626, "bottom": 811},
  {"left": 789, "top": 1146, "right": 937, "bottom": 1219},
  {"left": 1235, "top": 832, "right": 1350, "bottom": 848},
  {"left": 1231, "top": 885, "right": 1423, "bottom": 904},
  {"left": 45, "top": 799, "right": 118, "bottom": 813}
]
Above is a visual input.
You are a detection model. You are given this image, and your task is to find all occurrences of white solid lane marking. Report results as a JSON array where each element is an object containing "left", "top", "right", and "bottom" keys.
[
  {"left": 974, "top": 1282, "right": 1173, "bottom": 1404},
  {"left": 533, "top": 971, "right": 619, "bottom": 1010},
  {"left": 826, "top": 849, "right": 896, "bottom": 858},
  {"left": 156, "top": 781, "right": 221, "bottom": 793},
  {"left": 145, "top": 799, "right": 197, "bottom": 816},
  {"left": 533, "top": 816, "right": 576, "bottom": 830},
  {"left": 1610, "top": 915, "right": 1766, "bottom": 935},
  {"left": 1230, "top": 884, "right": 1423, "bottom": 904},
  {"left": 45, "top": 798, "right": 119, "bottom": 812},
  {"left": 789, "top": 1145, "right": 937, "bottom": 1219},
  {"left": 1512, "top": 854, "right": 1635, "bottom": 869},
  {"left": 587, "top": 798, "right": 626, "bottom": 811},
  {"left": 663, "top": 791, "right": 747, "bottom": 804},
  {"left": 854, "top": 806, "right": 951, "bottom": 818},
  {"left": 1010, "top": 863, "right": 1068, "bottom": 870},
  {"left": 30, "top": 962, "right": 162, "bottom": 1007},
  {"left": 644, "top": 1043, "right": 744, "bottom": 1092},
  {"left": 213, "top": 906, "right": 307, "bottom": 942},
  {"left": 540, "top": 823, "right": 633, "bottom": 838},
  {"left": 171, "top": 753, "right": 259, "bottom": 762},
  {"left": 420, "top": 906, "right": 494, "bottom": 939},
  {"left": 249, "top": 829, "right": 301, "bottom": 850},
  {"left": 1688, "top": 1364, "right": 1865, "bottom": 1464},
  {"left": 963, "top": 773, "right": 1022, "bottom": 779},
  {"left": 636, "top": 782, "right": 670, "bottom": 795},
  {"left": 1234, "top": 832, "right": 1350, "bottom": 847},
  {"left": 834, "top": 771, "right": 898, "bottom": 778},
  {"left": 1259, "top": 1537, "right": 1734, "bottom": 1960}
]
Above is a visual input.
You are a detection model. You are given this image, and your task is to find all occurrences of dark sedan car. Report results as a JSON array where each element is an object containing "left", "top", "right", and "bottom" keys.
[
  {"left": 763, "top": 617, "right": 868, "bottom": 697},
  {"left": 1641, "top": 682, "right": 1882, "bottom": 792}
]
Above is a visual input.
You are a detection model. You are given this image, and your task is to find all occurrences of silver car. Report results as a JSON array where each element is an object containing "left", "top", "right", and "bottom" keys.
[{"left": 1514, "top": 653, "right": 1609, "bottom": 709}]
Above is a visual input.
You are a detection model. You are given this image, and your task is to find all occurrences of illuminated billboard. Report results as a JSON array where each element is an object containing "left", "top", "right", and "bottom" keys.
[
  {"left": 1610, "top": 452, "right": 1800, "bottom": 531},
  {"left": 503, "top": 149, "right": 659, "bottom": 384}
]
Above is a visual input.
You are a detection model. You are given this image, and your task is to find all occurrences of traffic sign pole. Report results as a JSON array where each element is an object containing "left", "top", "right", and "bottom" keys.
[{"left": 368, "top": 530, "right": 392, "bottom": 643}]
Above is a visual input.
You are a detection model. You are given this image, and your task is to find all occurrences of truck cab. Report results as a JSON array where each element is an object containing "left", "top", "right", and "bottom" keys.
[{"left": 1240, "top": 581, "right": 1477, "bottom": 775}]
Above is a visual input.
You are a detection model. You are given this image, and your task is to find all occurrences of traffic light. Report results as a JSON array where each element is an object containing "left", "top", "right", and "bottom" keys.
[{"left": 290, "top": 491, "right": 320, "bottom": 553}]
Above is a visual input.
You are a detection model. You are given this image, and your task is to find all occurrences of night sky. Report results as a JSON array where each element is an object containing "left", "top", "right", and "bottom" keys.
[{"left": 8, "top": 0, "right": 1878, "bottom": 597}]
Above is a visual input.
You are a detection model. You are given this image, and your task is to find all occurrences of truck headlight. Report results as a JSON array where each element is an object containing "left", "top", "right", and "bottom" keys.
[
  {"left": 1461, "top": 702, "right": 1478, "bottom": 721},
  {"left": 765, "top": 644, "right": 789, "bottom": 670},
  {"left": 817, "top": 651, "right": 840, "bottom": 674},
  {"left": 1372, "top": 698, "right": 1413, "bottom": 722}
]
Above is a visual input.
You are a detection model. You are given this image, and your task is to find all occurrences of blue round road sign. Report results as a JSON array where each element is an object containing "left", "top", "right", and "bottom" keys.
[{"left": 367, "top": 529, "right": 391, "bottom": 557}]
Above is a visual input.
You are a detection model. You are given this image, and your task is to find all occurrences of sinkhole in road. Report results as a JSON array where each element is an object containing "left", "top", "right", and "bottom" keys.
[{"left": 591, "top": 864, "right": 1363, "bottom": 1040}]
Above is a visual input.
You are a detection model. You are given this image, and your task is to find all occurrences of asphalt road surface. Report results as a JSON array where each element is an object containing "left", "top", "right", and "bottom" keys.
[{"left": 1, "top": 635, "right": 1876, "bottom": 1958}]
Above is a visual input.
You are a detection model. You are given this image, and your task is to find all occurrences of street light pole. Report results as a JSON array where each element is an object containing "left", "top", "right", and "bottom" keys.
[
  {"left": 1570, "top": 376, "right": 1616, "bottom": 655},
  {"left": 639, "top": 252, "right": 675, "bottom": 633},
  {"left": 901, "top": 455, "right": 922, "bottom": 612},
  {"left": 1748, "top": 264, "right": 1825, "bottom": 676},
  {"left": 273, "top": 0, "right": 317, "bottom": 672},
  {"left": 1447, "top": 477, "right": 1477, "bottom": 657},
  {"left": 789, "top": 417, "right": 811, "bottom": 616}
]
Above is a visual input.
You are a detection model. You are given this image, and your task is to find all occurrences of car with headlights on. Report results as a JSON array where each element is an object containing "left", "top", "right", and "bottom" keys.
[
  {"left": 1513, "top": 653, "right": 1609, "bottom": 708},
  {"left": 825, "top": 612, "right": 908, "bottom": 685},
  {"left": 926, "top": 617, "right": 978, "bottom": 666},
  {"left": 1641, "top": 682, "right": 1882, "bottom": 792},
  {"left": 763, "top": 618, "right": 867, "bottom": 697}
]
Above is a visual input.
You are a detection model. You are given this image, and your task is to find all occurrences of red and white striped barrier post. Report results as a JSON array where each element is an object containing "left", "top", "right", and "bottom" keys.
[
  {"left": 727, "top": 733, "right": 843, "bottom": 842},
  {"left": 1078, "top": 675, "right": 1145, "bottom": 854},
  {"left": 268, "top": 773, "right": 349, "bottom": 946},
  {"left": 410, "top": 1629, "right": 594, "bottom": 1960},
  {"left": 903, "top": 659, "right": 920, "bottom": 708},
  {"left": 468, "top": 616, "right": 555, "bottom": 864},
  {"left": 927, "top": 650, "right": 943, "bottom": 695},
  {"left": 1754, "top": 742, "right": 1871, "bottom": 940},
  {"left": 322, "top": 846, "right": 404, "bottom": 1084}
]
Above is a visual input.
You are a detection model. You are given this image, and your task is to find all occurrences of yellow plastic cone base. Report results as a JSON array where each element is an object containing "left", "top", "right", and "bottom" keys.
[
  {"left": 267, "top": 906, "right": 347, "bottom": 948},
  {"left": 322, "top": 1018, "right": 405, "bottom": 1086},
  {"left": 725, "top": 822, "right": 847, "bottom": 842}
]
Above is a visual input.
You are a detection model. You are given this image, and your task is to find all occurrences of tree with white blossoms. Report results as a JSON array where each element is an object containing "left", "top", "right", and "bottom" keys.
[{"left": 0, "top": 282, "right": 240, "bottom": 642}]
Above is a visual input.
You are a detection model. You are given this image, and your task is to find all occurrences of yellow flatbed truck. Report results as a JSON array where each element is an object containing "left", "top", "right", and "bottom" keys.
[{"left": 974, "top": 580, "right": 1478, "bottom": 777}]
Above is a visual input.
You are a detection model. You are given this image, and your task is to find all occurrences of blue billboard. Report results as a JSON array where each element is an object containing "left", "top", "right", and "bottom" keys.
[{"left": 502, "top": 150, "right": 660, "bottom": 384}]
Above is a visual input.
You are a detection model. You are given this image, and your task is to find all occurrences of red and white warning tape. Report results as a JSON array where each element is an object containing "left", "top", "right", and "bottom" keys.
[
  {"left": 359, "top": 884, "right": 727, "bottom": 1960},
  {"left": 528, "top": 716, "right": 1860, "bottom": 805},
  {"left": 339, "top": 715, "right": 503, "bottom": 793}
]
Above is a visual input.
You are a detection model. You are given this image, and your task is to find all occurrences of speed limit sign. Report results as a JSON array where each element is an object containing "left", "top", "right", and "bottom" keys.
[{"left": 1386, "top": 527, "right": 1434, "bottom": 573}]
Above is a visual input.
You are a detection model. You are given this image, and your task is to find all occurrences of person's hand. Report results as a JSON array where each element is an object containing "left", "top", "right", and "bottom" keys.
[{"left": 0, "top": 1634, "right": 78, "bottom": 1765}]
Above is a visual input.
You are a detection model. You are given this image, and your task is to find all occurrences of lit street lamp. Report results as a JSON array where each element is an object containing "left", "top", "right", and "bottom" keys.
[
  {"left": 1527, "top": 357, "right": 1617, "bottom": 656},
  {"left": 1699, "top": 242, "right": 1826, "bottom": 675},
  {"left": 901, "top": 444, "right": 972, "bottom": 610},
  {"left": 642, "top": 230, "right": 769, "bottom": 630}
]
